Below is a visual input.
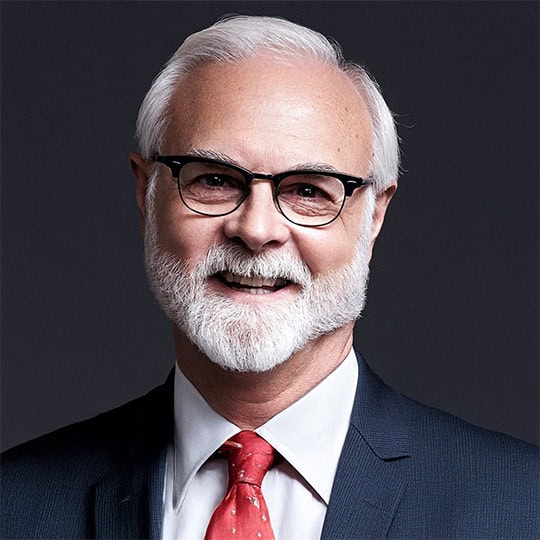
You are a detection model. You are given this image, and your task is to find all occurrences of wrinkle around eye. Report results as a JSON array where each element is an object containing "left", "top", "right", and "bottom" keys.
[{"left": 279, "top": 181, "right": 341, "bottom": 204}]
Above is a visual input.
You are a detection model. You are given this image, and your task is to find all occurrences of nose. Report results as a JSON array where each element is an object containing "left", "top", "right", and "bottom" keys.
[{"left": 222, "top": 180, "right": 291, "bottom": 252}]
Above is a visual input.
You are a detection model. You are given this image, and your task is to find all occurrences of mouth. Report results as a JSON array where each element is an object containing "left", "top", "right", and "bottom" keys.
[{"left": 215, "top": 271, "right": 290, "bottom": 295}]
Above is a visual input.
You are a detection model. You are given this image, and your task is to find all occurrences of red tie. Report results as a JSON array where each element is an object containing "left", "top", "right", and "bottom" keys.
[{"left": 205, "top": 431, "right": 276, "bottom": 540}]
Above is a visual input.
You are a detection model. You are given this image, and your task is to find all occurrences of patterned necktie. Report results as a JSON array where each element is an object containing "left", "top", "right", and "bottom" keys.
[{"left": 205, "top": 431, "right": 276, "bottom": 540}]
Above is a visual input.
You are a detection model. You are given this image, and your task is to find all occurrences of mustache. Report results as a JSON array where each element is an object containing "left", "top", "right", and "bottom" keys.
[{"left": 196, "top": 243, "right": 312, "bottom": 287}]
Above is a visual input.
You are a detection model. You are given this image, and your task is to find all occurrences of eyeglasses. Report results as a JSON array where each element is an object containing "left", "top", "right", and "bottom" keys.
[{"left": 151, "top": 155, "right": 373, "bottom": 227}]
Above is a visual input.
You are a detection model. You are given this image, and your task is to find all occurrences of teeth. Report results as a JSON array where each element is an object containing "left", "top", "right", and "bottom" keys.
[
  {"left": 221, "top": 272, "right": 287, "bottom": 288},
  {"left": 246, "top": 288, "right": 273, "bottom": 295}
]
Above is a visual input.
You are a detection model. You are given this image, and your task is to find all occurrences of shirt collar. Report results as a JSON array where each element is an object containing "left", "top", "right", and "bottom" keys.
[
  {"left": 172, "top": 364, "right": 239, "bottom": 509},
  {"left": 172, "top": 349, "right": 358, "bottom": 507},
  {"left": 257, "top": 350, "right": 358, "bottom": 503}
]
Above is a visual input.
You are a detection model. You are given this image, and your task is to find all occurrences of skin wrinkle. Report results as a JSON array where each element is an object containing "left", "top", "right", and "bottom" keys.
[
  {"left": 185, "top": 147, "right": 349, "bottom": 177},
  {"left": 130, "top": 55, "right": 396, "bottom": 427},
  {"left": 167, "top": 59, "right": 372, "bottom": 178},
  {"left": 146, "top": 232, "right": 370, "bottom": 372},
  {"left": 172, "top": 327, "right": 354, "bottom": 428}
]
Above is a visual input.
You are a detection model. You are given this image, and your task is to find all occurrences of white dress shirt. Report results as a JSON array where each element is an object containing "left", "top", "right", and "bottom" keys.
[{"left": 162, "top": 349, "right": 358, "bottom": 540}]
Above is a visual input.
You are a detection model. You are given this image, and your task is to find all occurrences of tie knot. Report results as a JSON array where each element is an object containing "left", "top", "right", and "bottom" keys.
[{"left": 220, "top": 431, "right": 275, "bottom": 488}]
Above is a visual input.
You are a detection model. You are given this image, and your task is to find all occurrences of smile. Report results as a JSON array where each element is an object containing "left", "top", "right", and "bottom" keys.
[{"left": 216, "top": 271, "right": 289, "bottom": 295}]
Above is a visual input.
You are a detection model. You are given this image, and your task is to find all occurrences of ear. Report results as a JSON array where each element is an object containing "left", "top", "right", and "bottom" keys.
[
  {"left": 368, "top": 182, "right": 397, "bottom": 258},
  {"left": 129, "top": 152, "right": 152, "bottom": 236}
]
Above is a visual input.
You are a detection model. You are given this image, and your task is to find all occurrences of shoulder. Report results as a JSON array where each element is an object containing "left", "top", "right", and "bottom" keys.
[
  {"left": 365, "top": 359, "right": 538, "bottom": 472},
  {"left": 2, "top": 374, "right": 172, "bottom": 466},
  {"left": 1, "top": 376, "right": 172, "bottom": 538},
  {"left": 348, "top": 354, "right": 539, "bottom": 536},
  {"left": 356, "top": 351, "right": 537, "bottom": 462},
  {"left": 400, "top": 394, "right": 538, "bottom": 535},
  {"left": 403, "top": 391, "right": 538, "bottom": 469}
]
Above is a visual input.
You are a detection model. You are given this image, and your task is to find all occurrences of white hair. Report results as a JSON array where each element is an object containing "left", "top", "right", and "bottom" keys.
[{"left": 135, "top": 15, "right": 400, "bottom": 193}]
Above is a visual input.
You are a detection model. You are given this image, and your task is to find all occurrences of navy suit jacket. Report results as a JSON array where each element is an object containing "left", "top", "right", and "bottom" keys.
[{"left": 2, "top": 354, "right": 538, "bottom": 539}]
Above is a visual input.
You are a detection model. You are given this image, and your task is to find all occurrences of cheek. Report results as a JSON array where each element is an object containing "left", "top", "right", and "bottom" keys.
[
  {"left": 297, "top": 229, "right": 361, "bottom": 276},
  {"left": 298, "top": 203, "right": 369, "bottom": 275},
  {"left": 153, "top": 192, "right": 225, "bottom": 269}
]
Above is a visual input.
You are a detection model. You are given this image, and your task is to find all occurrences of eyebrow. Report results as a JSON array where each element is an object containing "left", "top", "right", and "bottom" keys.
[
  {"left": 186, "top": 148, "right": 241, "bottom": 166},
  {"left": 293, "top": 162, "right": 340, "bottom": 173},
  {"left": 185, "top": 148, "right": 342, "bottom": 175}
]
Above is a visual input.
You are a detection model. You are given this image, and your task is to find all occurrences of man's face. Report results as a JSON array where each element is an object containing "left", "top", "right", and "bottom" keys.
[{"left": 134, "top": 56, "right": 394, "bottom": 371}]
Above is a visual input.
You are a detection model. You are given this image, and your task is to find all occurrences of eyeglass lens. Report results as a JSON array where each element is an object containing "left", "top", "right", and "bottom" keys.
[{"left": 178, "top": 161, "right": 345, "bottom": 226}]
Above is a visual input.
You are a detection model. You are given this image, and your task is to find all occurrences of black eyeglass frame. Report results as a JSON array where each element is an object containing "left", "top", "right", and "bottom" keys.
[{"left": 151, "top": 154, "right": 373, "bottom": 227}]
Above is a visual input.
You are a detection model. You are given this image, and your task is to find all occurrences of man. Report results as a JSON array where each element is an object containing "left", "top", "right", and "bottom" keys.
[{"left": 1, "top": 14, "right": 538, "bottom": 540}]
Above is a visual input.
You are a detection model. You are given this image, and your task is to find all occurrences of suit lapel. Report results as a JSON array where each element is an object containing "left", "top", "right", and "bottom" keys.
[
  {"left": 322, "top": 354, "right": 411, "bottom": 539},
  {"left": 89, "top": 357, "right": 410, "bottom": 538}
]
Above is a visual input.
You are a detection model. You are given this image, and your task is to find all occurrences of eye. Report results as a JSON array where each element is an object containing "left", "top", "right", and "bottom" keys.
[
  {"left": 279, "top": 174, "right": 341, "bottom": 203},
  {"left": 195, "top": 174, "right": 237, "bottom": 188},
  {"left": 292, "top": 183, "right": 328, "bottom": 199},
  {"left": 276, "top": 173, "right": 344, "bottom": 220}
]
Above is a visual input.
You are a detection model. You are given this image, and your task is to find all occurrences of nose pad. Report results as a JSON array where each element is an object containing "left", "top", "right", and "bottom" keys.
[{"left": 223, "top": 182, "right": 290, "bottom": 252}]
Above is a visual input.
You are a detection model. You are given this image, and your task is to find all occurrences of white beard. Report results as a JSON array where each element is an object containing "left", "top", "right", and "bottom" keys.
[{"left": 144, "top": 183, "right": 375, "bottom": 373}]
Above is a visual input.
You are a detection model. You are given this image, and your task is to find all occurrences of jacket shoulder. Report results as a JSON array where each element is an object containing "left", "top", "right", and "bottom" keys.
[
  {"left": 1, "top": 377, "right": 172, "bottom": 539},
  {"left": 2, "top": 376, "right": 171, "bottom": 463},
  {"left": 403, "top": 391, "right": 538, "bottom": 461},
  {"left": 351, "top": 356, "right": 539, "bottom": 537}
]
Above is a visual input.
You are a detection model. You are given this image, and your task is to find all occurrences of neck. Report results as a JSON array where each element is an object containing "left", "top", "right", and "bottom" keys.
[{"left": 173, "top": 324, "right": 354, "bottom": 429}]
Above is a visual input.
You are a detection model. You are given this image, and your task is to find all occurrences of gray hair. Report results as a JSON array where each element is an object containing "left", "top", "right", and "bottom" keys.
[{"left": 136, "top": 15, "right": 399, "bottom": 193}]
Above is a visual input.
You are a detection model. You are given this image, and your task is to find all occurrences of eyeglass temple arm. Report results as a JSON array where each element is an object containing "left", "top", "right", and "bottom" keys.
[
  {"left": 343, "top": 178, "right": 373, "bottom": 197},
  {"left": 151, "top": 155, "right": 181, "bottom": 177},
  {"left": 151, "top": 154, "right": 373, "bottom": 195}
]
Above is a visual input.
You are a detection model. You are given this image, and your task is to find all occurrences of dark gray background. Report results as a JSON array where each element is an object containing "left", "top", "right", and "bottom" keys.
[{"left": 1, "top": 1, "right": 538, "bottom": 451}]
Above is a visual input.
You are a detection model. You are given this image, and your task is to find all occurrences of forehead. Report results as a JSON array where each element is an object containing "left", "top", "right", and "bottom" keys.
[{"left": 165, "top": 56, "right": 373, "bottom": 175}]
